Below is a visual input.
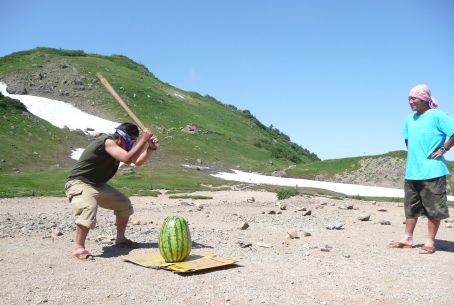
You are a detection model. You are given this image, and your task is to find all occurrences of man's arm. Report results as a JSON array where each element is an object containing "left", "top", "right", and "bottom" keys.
[
  {"left": 134, "top": 135, "right": 159, "bottom": 166},
  {"left": 430, "top": 134, "right": 454, "bottom": 159},
  {"left": 105, "top": 129, "right": 153, "bottom": 164}
]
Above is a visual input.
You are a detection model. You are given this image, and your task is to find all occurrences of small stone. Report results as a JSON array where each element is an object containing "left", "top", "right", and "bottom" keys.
[
  {"left": 195, "top": 203, "right": 204, "bottom": 211},
  {"left": 377, "top": 208, "right": 388, "bottom": 212},
  {"left": 257, "top": 242, "right": 272, "bottom": 248},
  {"left": 132, "top": 220, "right": 141, "bottom": 225},
  {"left": 268, "top": 210, "right": 276, "bottom": 215},
  {"left": 287, "top": 229, "right": 299, "bottom": 239},
  {"left": 95, "top": 235, "right": 112, "bottom": 242},
  {"left": 239, "top": 222, "right": 249, "bottom": 230},
  {"left": 247, "top": 197, "right": 255, "bottom": 203},
  {"left": 278, "top": 201, "right": 287, "bottom": 210},
  {"left": 444, "top": 217, "right": 454, "bottom": 223},
  {"left": 326, "top": 223, "right": 344, "bottom": 230},
  {"left": 302, "top": 210, "right": 312, "bottom": 216},
  {"left": 339, "top": 203, "right": 354, "bottom": 210},
  {"left": 320, "top": 245, "right": 333, "bottom": 252},
  {"left": 237, "top": 241, "right": 252, "bottom": 248},
  {"left": 302, "top": 231, "right": 312, "bottom": 237},
  {"left": 358, "top": 212, "right": 371, "bottom": 221},
  {"left": 52, "top": 229, "right": 63, "bottom": 237},
  {"left": 379, "top": 220, "right": 391, "bottom": 225},
  {"left": 295, "top": 207, "right": 307, "bottom": 212}
]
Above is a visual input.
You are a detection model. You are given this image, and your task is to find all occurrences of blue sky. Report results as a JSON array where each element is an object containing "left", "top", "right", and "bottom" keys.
[{"left": 1, "top": 0, "right": 454, "bottom": 160}]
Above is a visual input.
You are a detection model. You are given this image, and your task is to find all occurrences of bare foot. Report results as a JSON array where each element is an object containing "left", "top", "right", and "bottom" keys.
[
  {"left": 388, "top": 239, "right": 413, "bottom": 248},
  {"left": 72, "top": 248, "right": 94, "bottom": 261}
]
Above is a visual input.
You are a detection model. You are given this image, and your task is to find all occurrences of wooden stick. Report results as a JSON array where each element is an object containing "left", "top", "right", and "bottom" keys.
[{"left": 96, "top": 72, "right": 159, "bottom": 148}]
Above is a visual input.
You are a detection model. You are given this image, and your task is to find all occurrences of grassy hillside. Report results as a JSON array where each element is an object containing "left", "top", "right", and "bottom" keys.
[
  {"left": 0, "top": 48, "right": 319, "bottom": 196},
  {"left": 287, "top": 150, "right": 409, "bottom": 180}
]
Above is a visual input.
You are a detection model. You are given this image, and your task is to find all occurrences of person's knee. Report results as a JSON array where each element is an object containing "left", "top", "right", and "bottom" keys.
[
  {"left": 76, "top": 218, "right": 96, "bottom": 229},
  {"left": 74, "top": 200, "right": 98, "bottom": 229},
  {"left": 114, "top": 204, "right": 134, "bottom": 218}
]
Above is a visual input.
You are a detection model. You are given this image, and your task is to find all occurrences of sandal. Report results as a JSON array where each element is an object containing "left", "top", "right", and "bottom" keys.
[{"left": 419, "top": 245, "right": 436, "bottom": 254}]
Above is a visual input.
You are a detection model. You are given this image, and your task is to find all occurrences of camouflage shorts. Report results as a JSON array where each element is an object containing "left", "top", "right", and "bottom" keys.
[{"left": 404, "top": 176, "right": 450, "bottom": 220}]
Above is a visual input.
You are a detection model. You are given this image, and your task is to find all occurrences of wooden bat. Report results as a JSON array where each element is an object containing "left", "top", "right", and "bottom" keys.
[{"left": 96, "top": 72, "right": 159, "bottom": 148}]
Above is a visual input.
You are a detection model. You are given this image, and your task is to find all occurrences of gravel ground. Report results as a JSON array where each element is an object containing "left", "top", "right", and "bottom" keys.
[{"left": 1, "top": 191, "right": 453, "bottom": 305}]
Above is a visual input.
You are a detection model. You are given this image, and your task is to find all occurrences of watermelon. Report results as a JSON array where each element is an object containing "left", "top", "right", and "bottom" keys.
[{"left": 159, "top": 216, "right": 192, "bottom": 263}]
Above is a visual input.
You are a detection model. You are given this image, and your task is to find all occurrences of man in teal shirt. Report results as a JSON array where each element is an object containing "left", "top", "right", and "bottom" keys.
[{"left": 389, "top": 84, "right": 454, "bottom": 254}]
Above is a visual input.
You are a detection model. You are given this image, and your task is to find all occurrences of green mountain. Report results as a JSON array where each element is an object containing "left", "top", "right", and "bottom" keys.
[{"left": 0, "top": 48, "right": 319, "bottom": 196}]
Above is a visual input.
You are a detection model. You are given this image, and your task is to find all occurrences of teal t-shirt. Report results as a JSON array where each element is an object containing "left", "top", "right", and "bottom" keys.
[{"left": 403, "top": 109, "right": 454, "bottom": 180}]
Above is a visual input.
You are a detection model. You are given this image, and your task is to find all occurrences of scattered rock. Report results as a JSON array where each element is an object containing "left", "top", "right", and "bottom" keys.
[
  {"left": 237, "top": 241, "right": 252, "bottom": 248},
  {"left": 181, "top": 124, "right": 199, "bottom": 134},
  {"left": 239, "top": 222, "right": 249, "bottom": 230},
  {"left": 358, "top": 212, "right": 371, "bottom": 221},
  {"left": 320, "top": 245, "right": 333, "bottom": 252},
  {"left": 51, "top": 229, "right": 63, "bottom": 237},
  {"left": 278, "top": 201, "right": 287, "bottom": 210},
  {"left": 94, "top": 235, "right": 112, "bottom": 242},
  {"left": 195, "top": 203, "right": 204, "bottom": 211},
  {"left": 257, "top": 242, "right": 272, "bottom": 248},
  {"left": 247, "top": 197, "right": 255, "bottom": 203},
  {"left": 6, "top": 84, "right": 27, "bottom": 94},
  {"left": 326, "top": 223, "right": 344, "bottom": 230},
  {"left": 302, "top": 210, "right": 312, "bottom": 216},
  {"left": 379, "top": 220, "right": 391, "bottom": 225},
  {"left": 287, "top": 229, "right": 299, "bottom": 239},
  {"left": 339, "top": 204, "right": 354, "bottom": 210},
  {"left": 444, "top": 217, "right": 454, "bottom": 223}
]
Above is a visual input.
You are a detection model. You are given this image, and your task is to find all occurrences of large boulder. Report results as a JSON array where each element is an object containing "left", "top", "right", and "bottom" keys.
[{"left": 6, "top": 84, "right": 28, "bottom": 95}]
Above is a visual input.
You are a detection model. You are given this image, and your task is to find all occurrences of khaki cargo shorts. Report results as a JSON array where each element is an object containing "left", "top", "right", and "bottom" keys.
[
  {"left": 404, "top": 176, "right": 450, "bottom": 220},
  {"left": 64, "top": 179, "right": 133, "bottom": 229}
]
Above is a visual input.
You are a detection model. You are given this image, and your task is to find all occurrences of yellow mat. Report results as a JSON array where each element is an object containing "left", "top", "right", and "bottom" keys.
[{"left": 124, "top": 252, "right": 238, "bottom": 273}]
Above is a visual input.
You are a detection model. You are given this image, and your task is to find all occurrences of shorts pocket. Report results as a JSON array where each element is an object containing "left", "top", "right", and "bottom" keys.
[
  {"left": 429, "top": 177, "right": 446, "bottom": 195},
  {"left": 65, "top": 181, "right": 84, "bottom": 202}
]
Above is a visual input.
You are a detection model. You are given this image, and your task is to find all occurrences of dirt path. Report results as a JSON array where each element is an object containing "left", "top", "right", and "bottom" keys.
[{"left": 1, "top": 191, "right": 453, "bottom": 305}]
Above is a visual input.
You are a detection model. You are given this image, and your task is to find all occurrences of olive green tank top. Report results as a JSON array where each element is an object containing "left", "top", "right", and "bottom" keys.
[{"left": 67, "top": 134, "right": 120, "bottom": 186}]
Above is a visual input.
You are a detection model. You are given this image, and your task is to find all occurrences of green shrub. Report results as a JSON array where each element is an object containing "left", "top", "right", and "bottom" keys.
[{"left": 276, "top": 188, "right": 299, "bottom": 200}]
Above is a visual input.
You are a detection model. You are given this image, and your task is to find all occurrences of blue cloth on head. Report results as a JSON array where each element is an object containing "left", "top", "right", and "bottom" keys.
[{"left": 115, "top": 128, "right": 135, "bottom": 151}]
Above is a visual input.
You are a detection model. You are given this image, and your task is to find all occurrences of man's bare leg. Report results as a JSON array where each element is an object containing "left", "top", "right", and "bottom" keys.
[
  {"left": 73, "top": 224, "right": 93, "bottom": 259},
  {"left": 389, "top": 218, "right": 417, "bottom": 247},
  {"left": 115, "top": 215, "right": 129, "bottom": 243},
  {"left": 424, "top": 218, "right": 440, "bottom": 248},
  {"left": 74, "top": 224, "right": 89, "bottom": 250}
]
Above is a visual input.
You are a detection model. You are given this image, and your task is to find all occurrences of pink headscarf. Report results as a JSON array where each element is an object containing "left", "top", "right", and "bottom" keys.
[{"left": 409, "top": 84, "right": 439, "bottom": 108}]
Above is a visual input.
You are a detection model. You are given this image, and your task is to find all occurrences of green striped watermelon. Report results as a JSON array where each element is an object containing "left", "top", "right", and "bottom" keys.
[{"left": 159, "top": 216, "right": 192, "bottom": 263}]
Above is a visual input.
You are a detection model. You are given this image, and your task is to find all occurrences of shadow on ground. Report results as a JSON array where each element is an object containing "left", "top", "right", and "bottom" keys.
[
  {"left": 435, "top": 239, "right": 454, "bottom": 253},
  {"left": 98, "top": 241, "right": 213, "bottom": 258}
]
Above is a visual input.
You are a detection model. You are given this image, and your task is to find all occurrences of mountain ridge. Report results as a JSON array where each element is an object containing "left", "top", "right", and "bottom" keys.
[{"left": 0, "top": 47, "right": 318, "bottom": 177}]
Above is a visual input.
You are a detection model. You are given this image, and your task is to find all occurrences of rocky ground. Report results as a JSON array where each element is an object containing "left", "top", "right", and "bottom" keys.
[{"left": 1, "top": 190, "right": 454, "bottom": 305}]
